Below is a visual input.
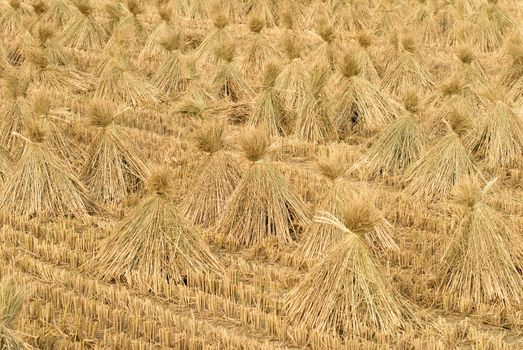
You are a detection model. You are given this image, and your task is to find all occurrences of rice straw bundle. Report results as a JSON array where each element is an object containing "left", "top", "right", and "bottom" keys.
[
  {"left": 0, "top": 119, "right": 97, "bottom": 219},
  {"left": 138, "top": 4, "right": 174, "bottom": 64},
  {"left": 307, "top": 17, "right": 339, "bottom": 71},
  {"left": 470, "top": 2, "right": 513, "bottom": 53},
  {"left": 332, "top": 0, "right": 372, "bottom": 33},
  {"left": 152, "top": 30, "right": 184, "bottom": 95},
  {"left": 0, "top": 145, "right": 11, "bottom": 181},
  {"left": 178, "top": 55, "right": 215, "bottom": 102},
  {"left": 381, "top": 34, "right": 435, "bottom": 96},
  {"left": 214, "top": 129, "right": 309, "bottom": 247},
  {"left": 409, "top": 1, "right": 441, "bottom": 46},
  {"left": 285, "top": 199, "right": 412, "bottom": 337},
  {"left": 0, "top": 74, "right": 30, "bottom": 153},
  {"left": 105, "top": 0, "right": 148, "bottom": 54},
  {"left": 32, "top": 22, "right": 70, "bottom": 66},
  {"left": 352, "top": 31, "right": 380, "bottom": 84},
  {"left": 238, "top": 14, "right": 279, "bottom": 81},
  {"left": 331, "top": 53, "right": 398, "bottom": 136},
  {"left": 40, "top": 0, "right": 73, "bottom": 29},
  {"left": 24, "top": 47, "right": 93, "bottom": 93},
  {"left": 82, "top": 99, "right": 149, "bottom": 204},
  {"left": 0, "top": 0, "right": 34, "bottom": 41},
  {"left": 244, "top": 0, "right": 277, "bottom": 27},
  {"left": 94, "top": 45, "right": 163, "bottom": 106},
  {"left": 293, "top": 63, "right": 337, "bottom": 143},
  {"left": 60, "top": 0, "right": 107, "bottom": 50},
  {"left": 365, "top": 92, "right": 427, "bottom": 179},
  {"left": 195, "top": 9, "right": 231, "bottom": 67},
  {"left": 452, "top": 44, "right": 488, "bottom": 89},
  {"left": 405, "top": 131, "right": 481, "bottom": 200},
  {"left": 29, "top": 89, "right": 83, "bottom": 164},
  {"left": 211, "top": 40, "right": 254, "bottom": 102},
  {"left": 502, "top": 39, "right": 523, "bottom": 104},
  {"left": 91, "top": 167, "right": 224, "bottom": 283},
  {"left": 464, "top": 100, "right": 523, "bottom": 169},
  {"left": 438, "top": 178, "right": 523, "bottom": 310},
  {"left": 274, "top": 34, "right": 309, "bottom": 114},
  {"left": 248, "top": 62, "right": 289, "bottom": 137},
  {"left": 294, "top": 151, "right": 397, "bottom": 265},
  {"left": 181, "top": 122, "right": 243, "bottom": 228},
  {"left": 0, "top": 277, "right": 30, "bottom": 350}
]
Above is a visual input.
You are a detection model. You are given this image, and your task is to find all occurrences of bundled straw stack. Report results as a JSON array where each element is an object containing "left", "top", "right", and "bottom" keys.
[
  {"left": 91, "top": 167, "right": 224, "bottom": 283},
  {"left": 215, "top": 129, "right": 309, "bottom": 247}
]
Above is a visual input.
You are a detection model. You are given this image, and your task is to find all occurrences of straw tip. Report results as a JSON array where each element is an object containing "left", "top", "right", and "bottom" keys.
[{"left": 146, "top": 167, "right": 171, "bottom": 194}]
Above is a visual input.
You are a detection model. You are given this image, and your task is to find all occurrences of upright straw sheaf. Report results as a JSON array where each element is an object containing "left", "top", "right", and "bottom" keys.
[
  {"left": 195, "top": 9, "right": 231, "bottom": 66},
  {"left": 463, "top": 100, "right": 523, "bottom": 169},
  {"left": 0, "top": 0, "right": 33, "bottom": 41},
  {"left": 212, "top": 40, "right": 254, "bottom": 102},
  {"left": 0, "top": 277, "right": 30, "bottom": 350},
  {"left": 332, "top": 53, "right": 398, "bottom": 135},
  {"left": 0, "top": 119, "right": 97, "bottom": 219},
  {"left": 60, "top": 0, "right": 107, "bottom": 50},
  {"left": 405, "top": 132, "right": 481, "bottom": 200},
  {"left": 214, "top": 129, "right": 309, "bottom": 247},
  {"left": 90, "top": 168, "right": 224, "bottom": 284},
  {"left": 106, "top": 0, "right": 148, "bottom": 52},
  {"left": 137, "top": 4, "right": 173, "bottom": 64},
  {"left": 381, "top": 34, "right": 435, "bottom": 97},
  {"left": 248, "top": 62, "right": 289, "bottom": 137},
  {"left": 152, "top": 30, "right": 184, "bottom": 94},
  {"left": 24, "top": 47, "right": 93, "bottom": 93},
  {"left": 0, "top": 74, "right": 31, "bottom": 153},
  {"left": 293, "top": 64, "right": 337, "bottom": 143},
  {"left": 365, "top": 113, "right": 427, "bottom": 179},
  {"left": 82, "top": 99, "right": 149, "bottom": 204},
  {"left": 285, "top": 202, "right": 412, "bottom": 337},
  {"left": 181, "top": 122, "right": 243, "bottom": 228},
  {"left": 438, "top": 178, "right": 523, "bottom": 311},
  {"left": 502, "top": 39, "right": 523, "bottom": 103},
  {"left": 471, "top": 1, "right": 513, "bottom": 53},
  {"left": 94, "top": 49, "right": 164, "bottom": 106},
  {"left": 275, "top": 34, "right": 309, "bottom": 115}
]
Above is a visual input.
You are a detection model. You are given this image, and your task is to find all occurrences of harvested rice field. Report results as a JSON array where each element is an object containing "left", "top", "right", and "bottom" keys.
[{"left": 1, "top": 0, "right": 523, "bottom": 349}]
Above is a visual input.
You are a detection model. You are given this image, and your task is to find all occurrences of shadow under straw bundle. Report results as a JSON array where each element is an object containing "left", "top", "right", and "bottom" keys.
[
  {"left": 0, "top": 119, "right": 97, "bottom": 219},
  {"left": 0, "top": 277, "right": 30, "bottom": 350},
  {"left": 293, "top": 63, "right": 337, "bottom": 143},
  {"left": 181, "top": 122, "right": 243, "bottom": 228},
  {"left": 437, "top": 178, "right": 523, "bottom": 311},
  {"left": 285, "top": 198, "right": 413, "bottom": 338},
  {"left": 331, "top": 53, "right": 398, "bottom": 136},
  {"left": 60, "top": 0, "right": 108, "bottom": 51},
  {"left": 248, "top": 62, "right": 289, "bottom": 137},
  {"left": 214, "top": 129, "right": 309, "bottom": 247},
  {"left": 82, "top": 99, "right": 149, "bottom": 204},
  {"left": 90, "top": 167, "right": 224, "bottom": 284}
]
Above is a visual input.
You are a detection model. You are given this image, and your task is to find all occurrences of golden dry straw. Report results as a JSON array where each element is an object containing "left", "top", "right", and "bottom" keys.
[
  {"left": 91, "top": 167, "right": 224, "bottom": 283},
  {"left": 0, "top": 119, "right": 97, "bottom": 219},
  {"left": 60, "top": 0, "right": 108, "bottom": 50},
  {"left": 181, "top": 122, "right": 243, "bottom": 228},
  {"left": 0, "top": 277, "right": 30, "bottom": 350},
  {"left": 405, "top": 132, "right": 481, "bottom": 200},
  {"left": 285, "top": 200, "right": 412, "bottom": 337},
  {"left": 214, "top": 129, "right": 309, "bottom": 246},
  {"left": 293, "top": 63, "right": 337, "bottom": 143},
  {"left": 248, "top": 62, "right": 289, "bottom": 137},
  {"left": 82, "top": 99, "right": 150, "bottom": 204},
  {"left": 438, "top": 178, "right": 523, "bottom": 310}
]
